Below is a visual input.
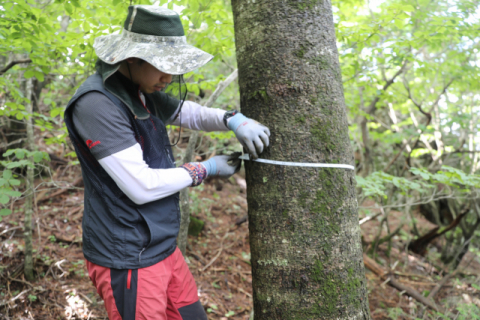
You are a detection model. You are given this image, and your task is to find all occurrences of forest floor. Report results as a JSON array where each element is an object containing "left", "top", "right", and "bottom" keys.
[{"left": 1, "top": 153, "right": 480, "bottom": 319}]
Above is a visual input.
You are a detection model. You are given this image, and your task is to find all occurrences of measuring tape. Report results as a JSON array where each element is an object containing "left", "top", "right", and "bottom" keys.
[{"left": 239, "top": 154, "right": 355, "bottom": 170}]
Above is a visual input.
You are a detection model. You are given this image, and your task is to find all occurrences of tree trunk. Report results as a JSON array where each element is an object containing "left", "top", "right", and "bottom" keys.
[
  {"left": 231, "top": 0, "right": 370, "bottom": 318},
  {"left": 178, "top": 131, "right": 198, "bottom": 256},
  {"left": 24, "top": 77, "right": 35, "bottom": 281},
  {"left": 177, "top": 70, "right": 238, "bottom": 256}
]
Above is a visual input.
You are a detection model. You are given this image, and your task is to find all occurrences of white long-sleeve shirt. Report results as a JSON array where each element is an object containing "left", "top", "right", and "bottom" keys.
[{"left": 72, "top": 91, "right": 229, "bottom": 205}]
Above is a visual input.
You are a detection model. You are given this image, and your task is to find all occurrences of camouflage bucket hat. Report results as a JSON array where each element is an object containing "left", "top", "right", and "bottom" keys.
[{"left": 93, "top": 5, "right": 213, "bottom": 75}]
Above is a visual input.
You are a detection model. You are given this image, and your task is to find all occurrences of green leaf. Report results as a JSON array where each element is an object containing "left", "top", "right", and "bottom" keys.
[
  {"left": 34, "top": 71, "right": 45, "bottom": 82},
  {"left": 394, "top": 19, "right": 404, "bottom": 28},
  {"left": 64, "top": 2, "right": 73, "bottom": 15},
  {"left": 83, "top": 21, "right": 90, "bottom": 32},
  {"left": 3, "top": 170, "right": 12, "bottom": 180},
  {"left": 10, "top": 32, "right": 22, "bottom": 39},
  {"left": 24, "top": 69, "right": 35, "bottom": 79},
  {"left": 23, "top": 41, "right": 32, "bottom": 52},
  {"left": 0, "top": 208, "right": 12, "bottom": 216},
  {"left": 4, "top": 190, "right": 21, "bottom": 197},
  {"left": 100, "top": 16, "right": 110, "bottom": 25},
  {"left": 16, "top": 149, "right": 25, "bottom": 159},
  {"left": 5, "top": 102, "right": 19, "bottom": 110},
  {"left": 50, "top": 107, "right": 62, "bottom": 118},
  {"left": 3, "top": 150, "right": 15, "bottom": 157},
  {"left": 9, "top": 179, "right": 20, "bottom": 186},
  {"left": 0, "top": 194, "right": 9, "bottom": 204},
  {"left": 410, "top": 168, "right": 431, "bottom": 180},
  {"left": 33, "top": 152, "right": 44, "bottom": 163},
  {"left": 7, "top": 160, "right": 33, "bottom": 169}
]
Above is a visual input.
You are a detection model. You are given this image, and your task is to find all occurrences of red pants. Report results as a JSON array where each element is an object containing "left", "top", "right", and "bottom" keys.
[{"left": 87, "top": 248, "right": 207, "bottom": 320}]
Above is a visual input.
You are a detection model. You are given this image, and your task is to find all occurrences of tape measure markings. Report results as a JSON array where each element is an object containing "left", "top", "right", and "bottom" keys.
[{"left": 239, "top": 154, "right": 354, "bottom": 170}]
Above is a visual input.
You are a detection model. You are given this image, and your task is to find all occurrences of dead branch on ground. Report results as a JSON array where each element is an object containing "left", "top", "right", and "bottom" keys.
[
  {"left": 363, "top": 253, "right": 446, "bottom": 313},
  {"left": 408, "top": 207, "right": 468, "bottom": 255},
  {"left": 35, "top": 176, "right": 83, "bottom": 204}
]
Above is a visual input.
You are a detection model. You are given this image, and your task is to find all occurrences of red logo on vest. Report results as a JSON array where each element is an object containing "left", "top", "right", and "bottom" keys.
[{"left": 86, "top": 139, "right": 101, "bottom": 149}]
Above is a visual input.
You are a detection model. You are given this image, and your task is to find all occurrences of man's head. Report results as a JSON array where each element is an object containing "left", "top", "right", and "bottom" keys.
[
  {"left": 118, "top": 58, "right": 172, "bottom": 94},
  {"left": 93, "top": 5, "right": 213, "bottom": 76}
]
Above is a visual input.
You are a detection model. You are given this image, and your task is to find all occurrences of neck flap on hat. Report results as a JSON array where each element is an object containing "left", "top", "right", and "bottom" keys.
[{"left": 95, "top": 59, "right": 179, "bottom": 120}]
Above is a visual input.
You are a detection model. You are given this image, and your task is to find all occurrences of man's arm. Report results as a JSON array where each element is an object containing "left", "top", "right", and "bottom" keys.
[
  {"left": 167, "top": 100, "right": 270, "bottom": 158},
  {"left": 167, "top": 100, "right": 228, "bottom": 132},
  {"left": 98, "top": 144, "right": 193, "bottom": 204}
]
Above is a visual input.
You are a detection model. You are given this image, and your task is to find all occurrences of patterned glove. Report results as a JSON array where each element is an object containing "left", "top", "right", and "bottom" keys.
[
  {"left": 201, "top": 153, "right": 242, "bottom": 178},
  {"left": 227, "top": 113, "right": 270, "bottom": 159}
]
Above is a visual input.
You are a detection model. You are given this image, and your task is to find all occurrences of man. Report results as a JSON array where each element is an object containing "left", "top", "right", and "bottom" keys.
[{"left": 64, "top": 5, "right": 270, "bottom": 320}]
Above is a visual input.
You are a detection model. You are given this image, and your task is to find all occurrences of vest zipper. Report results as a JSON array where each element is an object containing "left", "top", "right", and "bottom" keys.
[
  {"left": 138, "top": 90, "right": 156, "bottom": 130},
  {"left": 165, "top": 148, "right": 174, "bottom": 165},
  {"left": 138, "top": 247, "right": 146, "bottom": 263}
]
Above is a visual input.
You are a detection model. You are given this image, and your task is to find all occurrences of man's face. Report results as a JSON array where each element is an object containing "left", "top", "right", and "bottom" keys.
[{"left": 128, "top": 59, "right": 173, "bottom": 94}]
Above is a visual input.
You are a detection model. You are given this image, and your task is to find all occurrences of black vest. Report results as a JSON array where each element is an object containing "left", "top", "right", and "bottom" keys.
[{"left": 64, "top": 74, "right": 180, "bottom": 269}]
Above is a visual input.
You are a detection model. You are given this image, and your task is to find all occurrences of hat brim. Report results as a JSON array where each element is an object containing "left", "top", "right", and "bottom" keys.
[{"left": 94, "top": 34, "right": 214, "bottom": 75}]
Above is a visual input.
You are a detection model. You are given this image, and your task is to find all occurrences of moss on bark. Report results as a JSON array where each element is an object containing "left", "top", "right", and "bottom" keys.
[{"left": 231, "top": 0, "right": 371, "bottom": 318}]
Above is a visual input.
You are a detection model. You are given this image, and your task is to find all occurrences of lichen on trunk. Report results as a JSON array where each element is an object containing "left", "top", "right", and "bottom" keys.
[{"left": 231, "top": 0, "right": 371, "bottom": 318}]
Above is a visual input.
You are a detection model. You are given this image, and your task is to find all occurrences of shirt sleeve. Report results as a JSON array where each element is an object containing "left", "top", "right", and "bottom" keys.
[
  {"left": 71, "top": 92, "right": 137, "bottom": 160},
  {"left": 98, "top": 144, "right": 193, "bottom": 205},
  {"left": 167, "top": 100, "right": 229, "bottom": 132},
  {"left": 72, "top": 92, "right": 193, "bottom": 204}
]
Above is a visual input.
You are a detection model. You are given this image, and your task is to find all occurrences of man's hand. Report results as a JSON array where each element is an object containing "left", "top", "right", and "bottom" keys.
[
  {"left": 227, "top": 113, "right": 270, "bottom": 159},
  {"left": 202, "top": 153, "right": 242, "bottom": 178}
]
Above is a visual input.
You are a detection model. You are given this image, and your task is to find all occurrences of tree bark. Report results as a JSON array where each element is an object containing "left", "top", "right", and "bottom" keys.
[
  {"left": 178, "top": 131, "right": 198, "bottom": 256},
  {"left": 24, "top": 77, "right": 35, "bottom": 281},
  {"left": 231, "top": 0, "right": 370, "bottom": 318},
  {"left": 177, "top": 70, "right": 238, "bottom": 256}
]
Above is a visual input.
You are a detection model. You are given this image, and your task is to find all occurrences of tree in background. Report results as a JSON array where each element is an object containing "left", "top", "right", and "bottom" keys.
[
  {"left": 231, "top": 0, "right": 370, "bottom": 318},
  {"left": 336, "top": 0, "right": 480, "bottom": 269}
]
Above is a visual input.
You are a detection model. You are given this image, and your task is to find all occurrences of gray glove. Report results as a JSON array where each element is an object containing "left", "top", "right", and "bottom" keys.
[
  {"left": 227, "top": 113, "right": 270, "bottom": 159},
  {"left": 201, "top": 152, "right": 242, "bottom": 178}
]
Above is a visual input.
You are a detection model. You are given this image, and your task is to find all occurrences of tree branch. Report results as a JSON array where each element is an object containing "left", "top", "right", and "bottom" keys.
[
  {"left": 404, "top": 78, "right": 455, "bottom": 168},
  {"left": 427, "top": 78, "right": 455, "bottom": 114},
  {"left": 365, "top": 59, "right": 409, "bottom": 115},
  {"left": 408, "top": 207, "right": 469, "bottom": 255},
  {"left": 403, "top": 78, "right": 431, "bottom": 122},
  {"left": 383, "top": 141, "right": 409, "bottom": 172},
  {"left": 359, "top": 211, "right": 382, "bottom": 225},
  {"left": 363, "top": 254, "right": 445, "bottom": 313},
  {"left": 204, "top": 70, "right": 238, "bottom": 108},
  {"left": 417, "top": 271, "right": 457, "bottom": 318},
  {"left": 0, "top": 59, "right": 32, "bottom": 75},
  {"left": 359, "top": 59, "right": 409, "bottom": 174},
  {"left": 178, "top": 69, "right": 238, "bottom": 256}
]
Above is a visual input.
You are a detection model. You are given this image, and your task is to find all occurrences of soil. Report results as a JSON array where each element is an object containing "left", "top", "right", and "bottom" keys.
[{"left": 1, "top": 165, "right": 480, "bottom": 320}]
